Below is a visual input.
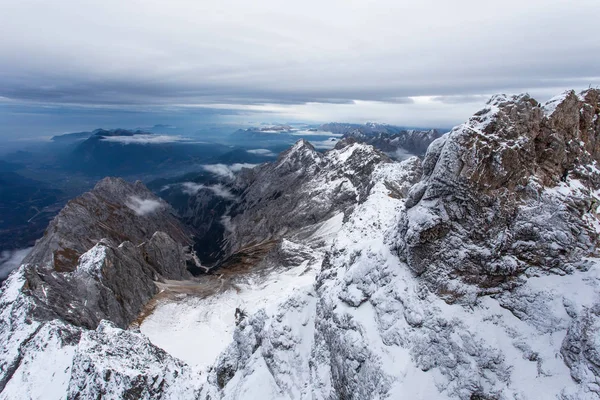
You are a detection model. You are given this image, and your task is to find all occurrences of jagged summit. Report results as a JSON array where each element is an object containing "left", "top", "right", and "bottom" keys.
[
  {"left": 224, "top": 139, "right": 392, "bottom": 258},
  {"left": 24, "top": 177, "right": 191, "bottom": 273},
  {"left": 399, "top": 88, "right": 600, "bottom": 300},
  {"left": 275, "top": 139, "right": 322, "bottom": 169}
]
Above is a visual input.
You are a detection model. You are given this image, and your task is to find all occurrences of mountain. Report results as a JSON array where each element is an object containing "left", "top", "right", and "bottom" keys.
[
  {"left": 24, "top": 177, "right": 192, "bottom": 273},
  {"left": 319, "top": 122, "right": 445, "bottom": 157},
  {"left": 227, "top": 125, "right": 341, "bottom": 149},
  {"left": 229, "top": 125, "right": 295, "bottom": 142},
  {"left": 0, "top": 177, "right": 199, "bottom": 397},
  {"left": 199, "top": 89, "right": 600, "bottom": 399},
  {"left": 320, "top": 121, "right": 434, "bottom": 136},
  {"left": 223, "top": 139, "right": 397, "bottom": 257},
  {"left": 0, "top": 89, "right": 599, "bottom": 399},
  {"left": 50, "top": 131, "right": 94, "bottom": 144},
  {"left": 340, "top": 128, "right": 444, "bottom": 156}
]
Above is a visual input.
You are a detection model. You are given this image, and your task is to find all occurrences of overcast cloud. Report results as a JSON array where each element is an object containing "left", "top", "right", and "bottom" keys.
[{"left": 0, "top": 0, "right": 598, "bottom": 129}]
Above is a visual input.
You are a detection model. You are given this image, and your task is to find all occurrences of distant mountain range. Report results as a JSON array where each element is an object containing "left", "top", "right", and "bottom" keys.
[{"left": 60, "top": 129, "right": 232, "bottom": 176}]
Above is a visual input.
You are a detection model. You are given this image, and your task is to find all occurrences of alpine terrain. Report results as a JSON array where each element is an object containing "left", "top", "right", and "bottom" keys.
[{"left": 1, "top": 89, "right": 600, "bottom": 399}]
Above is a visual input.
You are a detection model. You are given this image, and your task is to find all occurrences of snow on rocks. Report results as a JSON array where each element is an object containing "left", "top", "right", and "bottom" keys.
[
  {"left": 397, "top": 89, "right": 600, "bottom": 301},
  {"left": 224, "top": 139, "right": 391, "bottom": 257},
  {"left": 0, "top": 265, "right": 203, "bottom": 400},
  {"left": 140, "top": 257, "right": 321, "bottom": 371},
  {"left": 68, "top": 321, "right": 202, "bottom": 399}
]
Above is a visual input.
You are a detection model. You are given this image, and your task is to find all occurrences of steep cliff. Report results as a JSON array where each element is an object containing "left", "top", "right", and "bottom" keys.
[
  {"left": 0, "top": 178, "right": 196, "bottom": 398},
  {"left": 398, "top": 89, "right": 600, "bottom": 301}
]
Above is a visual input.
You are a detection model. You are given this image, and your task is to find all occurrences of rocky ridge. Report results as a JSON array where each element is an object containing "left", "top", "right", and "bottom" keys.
[
  {"left": 223, "top": 139, "right": 394, "bottom": 258},
  {"left": 25, "top": 177, "right": 191, "bottom": 273},
  {"left": 341, "top": 128, "right": 443, "bottom": 156},
  {"left": 198, "top": 90, "right": 600, "bottom": 400},
  {"left": 398, "top": 89, "right": 600, "bottom": 301},
  {"left": 0, "top": 178, "right": 197, "bottom": 398}
]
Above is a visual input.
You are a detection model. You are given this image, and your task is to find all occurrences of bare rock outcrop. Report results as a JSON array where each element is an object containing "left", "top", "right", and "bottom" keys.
[
  {"left": 24, "top": 177, "right": 191, "bottom": 273},
  {"left": 397, "top": 89, "right": 600, "bottom": 301},
  {"left": 224, "top": 139, "right": 391, "bottom": 257}
]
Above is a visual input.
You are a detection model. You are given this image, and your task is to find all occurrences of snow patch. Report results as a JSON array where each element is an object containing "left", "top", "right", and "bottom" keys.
[
  {"left": 542, "top": 91, "right": 571, "bottom": 117},
  {"left": 140, "top": 259, "right": 320, "bottom": 370},
  {"left": 76, "top": 244, "right": 107, "bottom": 278}
]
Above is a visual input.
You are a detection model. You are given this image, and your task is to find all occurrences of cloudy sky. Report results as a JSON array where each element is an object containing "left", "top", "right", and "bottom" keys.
[{"left": 1, "top": 0, "right": 598, "bottom": 137}]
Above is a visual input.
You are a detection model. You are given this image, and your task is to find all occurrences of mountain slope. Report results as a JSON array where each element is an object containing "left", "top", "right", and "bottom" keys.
[
  {"left": 223, "top": 140, "right": 394, "bottom": 257},
  {"left": 398, "top": 89, "right": 600, "bottom": 301},
  {"left": 0, "top": 178, "right": 198, "bottom": 398},
  {"left": 201, "top": 90, "right": 600, "bottom": 400}
]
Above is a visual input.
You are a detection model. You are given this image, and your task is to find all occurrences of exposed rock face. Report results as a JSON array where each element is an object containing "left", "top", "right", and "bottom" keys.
[
  {"left": 341, "top": 128, "right": 443, "bottom": 156},
  {"left": 0, "top": 275, "right": 201, "bottom": 399},
  {"left": 0, "top": 178, "right": 196, "bottom": 398},
  {"left": 25, "top": 239, "right": 164, "bottom": 330},
  {"left": 66, "top": 321, "right": 201, "bottom": 399},
  {"left": 397, "top": 89, "right": 600, "bottom": 301},
  {"left": 224, "top": 140, "right": 391, "bottom": 257},
  {"left": 17, "top": 178, "right": 193, "bottom": 330},
  {"left": 201, "top": 158, "right": 425, "bottom": 400},
  {"left": 25, "top": 177, "right": 191, "bottom": 273}
]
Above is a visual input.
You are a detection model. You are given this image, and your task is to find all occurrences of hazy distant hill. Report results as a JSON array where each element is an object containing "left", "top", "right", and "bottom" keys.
[
  {"left": 50, "top": 131, "right": 94, "bottom": 144},
  {"left": 62, "top": 129, "right": 233, "bottom": 176},
  {"left": 0, "top": 160, "right": 63, "bottom": 252}
]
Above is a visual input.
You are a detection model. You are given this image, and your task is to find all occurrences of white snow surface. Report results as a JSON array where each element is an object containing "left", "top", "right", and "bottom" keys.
[
  {"left": 76, "top": 242, "right": 107, "bottom": 278},
  {"left": 140, "top": 258, "right": 321, "bottom": 370}
]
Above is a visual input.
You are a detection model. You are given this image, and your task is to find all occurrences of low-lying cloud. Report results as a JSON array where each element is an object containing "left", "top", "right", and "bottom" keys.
[
  {"left": 387, "top": 148, "right": 416, "bottom": 161},
  {"left": 202, "top": 163, "right": 257, "bottom": 179},
  {"left": 180, "top": 182, "right": 237, "bottom": 200},
  {"left": 125, "top": 196, "right": 163, "bottom": 216},
  {"left": 309, "top": 138, "right": 339, "bottom": 150},
  {"left": 220, "top": 215, "right": 235, "bottom": 233},
  {"left": 247, "top": 149, "right": 276, "bottom": 157},
  {"left": 100, "top": 134, "right": 189, "bottom": 145},
  {"left": 291, "top": 130, "right": 343, "bottom": 137},
  {"left": 0, "top": 247, "right": 33, "bottom": 280}
]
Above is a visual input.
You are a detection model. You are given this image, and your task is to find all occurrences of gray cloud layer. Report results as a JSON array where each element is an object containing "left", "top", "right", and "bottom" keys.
[{"left": 0, "top": 0, "right": 598, "bottom": 126}]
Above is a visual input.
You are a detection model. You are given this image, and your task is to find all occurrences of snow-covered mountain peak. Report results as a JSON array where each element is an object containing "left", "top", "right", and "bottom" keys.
[{"left": 399, "top": 88, "right": 600, "bottom": 302}]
